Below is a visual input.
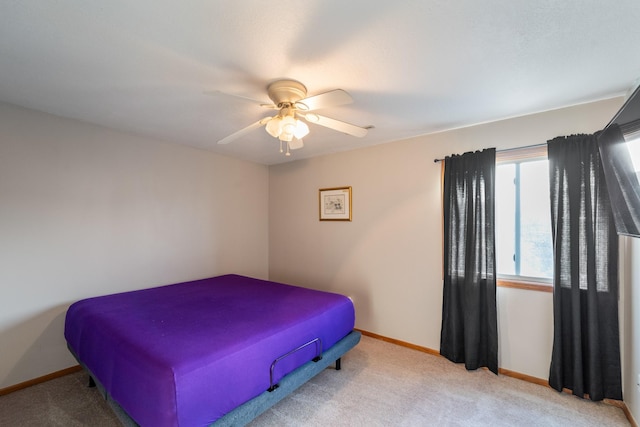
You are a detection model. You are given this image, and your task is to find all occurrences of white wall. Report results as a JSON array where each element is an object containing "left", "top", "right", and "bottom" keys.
[
  {"left": 0, "top": 103, "right": 269, "bottom": 389},
  {"left": 269, "top": 97, "right": 623, "bottom": 381},
  {"left": 623, "top": 236, "right": 640, "bottom": 424}
]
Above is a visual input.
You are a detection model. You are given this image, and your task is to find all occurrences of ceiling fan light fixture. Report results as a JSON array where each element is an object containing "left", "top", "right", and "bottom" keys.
[
  {"left": 279, "top": 116, "right": 297, "bottom": 141},
  {"left": 267, "top": 115, "right": 307, "bottom": 146},
  {"left": 265, "top": 117, "right": 282, "bottom": 137},
  {"left": 293, "top": 119, "right": 309, "bottom": 139},
  {"left": 289, "top": 138, "right": 304, "bottom": 150}
]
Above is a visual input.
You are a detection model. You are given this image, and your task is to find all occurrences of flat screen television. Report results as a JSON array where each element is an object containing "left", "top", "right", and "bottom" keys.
[{"left": 598, "top": 82, "right": 640, "bottom": 237}]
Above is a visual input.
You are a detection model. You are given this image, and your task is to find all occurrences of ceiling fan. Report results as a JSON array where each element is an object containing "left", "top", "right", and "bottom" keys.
[{"left": 206, "top": 79, "right": 369, "bottom": 156}]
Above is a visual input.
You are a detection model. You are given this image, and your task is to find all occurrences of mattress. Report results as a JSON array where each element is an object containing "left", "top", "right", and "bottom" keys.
[{"left": 64, "top": 274, "right": 356, "bottom": 426}]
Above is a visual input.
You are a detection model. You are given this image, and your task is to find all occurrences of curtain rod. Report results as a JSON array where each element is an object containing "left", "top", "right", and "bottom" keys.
[{"left": 433, "top": 143, "right": 547, "bottom": 163}]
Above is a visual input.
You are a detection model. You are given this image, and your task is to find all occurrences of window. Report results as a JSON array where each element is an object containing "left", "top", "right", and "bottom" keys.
[{"left": 495, "top": 146, "right": 553, "bottom": 289}]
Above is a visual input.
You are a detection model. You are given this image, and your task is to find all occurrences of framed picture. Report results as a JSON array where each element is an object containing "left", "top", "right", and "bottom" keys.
[{"left": 319, "top": 186, "right": 352, "bottom": 221}]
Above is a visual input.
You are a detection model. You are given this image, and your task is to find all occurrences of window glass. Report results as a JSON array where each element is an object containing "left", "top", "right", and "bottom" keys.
[
  {"left": 495, "top": 158, "right": 553, "bottom": 281},
  {"left": 495, "top": 164, "right": 516, "bottom": 276},
  {"left": 519, "top": 160, "right": 553, "bottom": 278}
]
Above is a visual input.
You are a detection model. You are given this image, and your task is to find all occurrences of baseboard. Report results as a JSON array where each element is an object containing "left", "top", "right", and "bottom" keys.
[
  {"left": 356, "top": 328, "right": 636, "bottom": 427},
  {"left": 615, "top": 401, "right": 638, "bottom": 427},
  {"left": 0, "top": 365, "right": 82, "bottom": 396},
  {"left": 498, "top": 366, "right": 548, "bottom": 387},
  {"left": 357, "top": 329, "right": 442, "bottom": 357}
]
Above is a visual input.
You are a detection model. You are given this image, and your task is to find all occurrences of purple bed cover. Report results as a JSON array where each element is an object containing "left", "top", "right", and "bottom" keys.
[{"left": 64, "top": 274, "right": 355, "bottom": 426}]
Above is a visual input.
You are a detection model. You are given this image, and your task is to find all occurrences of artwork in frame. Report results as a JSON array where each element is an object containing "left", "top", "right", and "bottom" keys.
[{"left": 319, "top": 186, "right": 352, "bottom": 221}]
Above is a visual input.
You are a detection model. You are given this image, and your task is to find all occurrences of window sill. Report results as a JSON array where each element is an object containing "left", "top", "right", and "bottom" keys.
[{"left": 497, "top": 279, "right": 553, "bottom": 293}]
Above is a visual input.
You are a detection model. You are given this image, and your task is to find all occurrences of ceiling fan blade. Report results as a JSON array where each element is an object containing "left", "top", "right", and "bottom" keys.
[
  {"left": 203, "top": 90, "right": 277, "bottom": 109},
  {"left": 299, "top": 113, "right": 368, "bottom": 138},
  {"left": 295, "top": 89, "right": 353, "bottom": 111},
  {"left": 217, "top": 117, "right": 272, "bottom": 145}
]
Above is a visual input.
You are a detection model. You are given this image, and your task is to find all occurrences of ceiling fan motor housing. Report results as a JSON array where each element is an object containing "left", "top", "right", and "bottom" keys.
[{"left": 267, "top": 79, "right": 308, "bottom": 106}]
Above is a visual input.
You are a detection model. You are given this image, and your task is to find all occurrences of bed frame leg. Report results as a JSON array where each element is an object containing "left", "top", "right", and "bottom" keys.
[
  {"left": 88, "top": 376, "right": 96, "bottom": 388},
  {"left": 335, "top": 358, "right": 341, "bottom": 370}
]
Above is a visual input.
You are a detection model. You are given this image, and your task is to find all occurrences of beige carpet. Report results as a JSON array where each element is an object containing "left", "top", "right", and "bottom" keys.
[{"left": 0, "top": 335, "right": 630, "bottom": 426}]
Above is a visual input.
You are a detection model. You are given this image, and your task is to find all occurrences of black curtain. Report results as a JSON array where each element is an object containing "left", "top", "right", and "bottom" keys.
[
  {"left": 440, "top": 148, "right": 498, "bottom": 374},
  {"left": 547, "top": 134, "right": 622, "bottom": 401}
]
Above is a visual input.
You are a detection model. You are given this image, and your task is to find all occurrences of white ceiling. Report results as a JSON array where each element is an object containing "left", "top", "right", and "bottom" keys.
[{"left": 2, "top": 1, "right": 640, "bottom": 165}]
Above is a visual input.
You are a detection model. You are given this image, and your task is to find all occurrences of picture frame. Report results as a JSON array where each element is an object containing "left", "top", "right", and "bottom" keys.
[{"left": 319, "top": 186, "right": 352, "bottom": 221}]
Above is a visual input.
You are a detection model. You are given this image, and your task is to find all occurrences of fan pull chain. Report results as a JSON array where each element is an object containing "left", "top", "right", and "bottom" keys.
[
  {"left": 286, "top": 141, "right": 291, "bottom": 156},
  {"left": 279, "top": 140, "right": 283, "bottom": 153}
]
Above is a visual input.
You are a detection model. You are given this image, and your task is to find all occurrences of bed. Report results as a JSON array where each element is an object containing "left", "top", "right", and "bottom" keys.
[{"left": 64, "top": 274, "right": 360, "bottom": 426}]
